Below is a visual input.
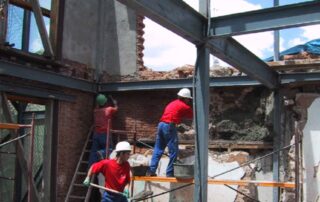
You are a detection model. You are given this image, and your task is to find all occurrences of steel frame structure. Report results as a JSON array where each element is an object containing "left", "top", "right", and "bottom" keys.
[{"left": 0, "top": 0, "right": 319, "bottom": 201}]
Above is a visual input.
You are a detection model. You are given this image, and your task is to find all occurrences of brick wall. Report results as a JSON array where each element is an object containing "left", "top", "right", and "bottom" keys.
[
  {"left": 56, "top": 89, "right": 94, "bottom": 201},
  {"left": 111, "top": 89, "right": 178, "bottom": 140}
]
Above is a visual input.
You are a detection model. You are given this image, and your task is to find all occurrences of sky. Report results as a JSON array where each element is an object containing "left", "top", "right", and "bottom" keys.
[{"left": 143, "top": 0, "right": 320, "bottom": 71}]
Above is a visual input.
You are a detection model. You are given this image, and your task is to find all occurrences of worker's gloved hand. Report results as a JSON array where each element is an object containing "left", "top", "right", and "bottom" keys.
[
  {"left": 123, "top": 188, "right": 130, "bottom": 199},
  {"left": 83, "top": 176, "right": 90, "bottom": 187}
]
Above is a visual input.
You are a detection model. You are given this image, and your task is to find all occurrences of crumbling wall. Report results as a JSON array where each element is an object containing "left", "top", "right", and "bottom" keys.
[
  {"left": 112, "top": 86, "right": 274, "bottom": 142},
  {"left": 210, "top": 86, "right": 273, "bottom": 141}
]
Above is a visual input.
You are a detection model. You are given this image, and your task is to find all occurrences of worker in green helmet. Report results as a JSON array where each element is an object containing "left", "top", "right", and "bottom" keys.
[{"left": 88, "top": 94, "right": 118, "bottom": 168}]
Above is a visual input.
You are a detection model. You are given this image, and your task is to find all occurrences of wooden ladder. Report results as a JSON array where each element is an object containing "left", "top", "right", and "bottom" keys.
[{"left": 64, "top": 126, "right": 93, "bottom": 202}]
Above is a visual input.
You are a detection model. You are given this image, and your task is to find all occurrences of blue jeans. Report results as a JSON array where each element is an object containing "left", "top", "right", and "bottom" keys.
[
  {"left": 88, "top": 132, "right": 113, "bottom": 169},
  {"left": 149, "top": 122, "right": 178, "bottom": 176},
  {"left": 101, "top": 191, "right": 127, "bottom": 202}
]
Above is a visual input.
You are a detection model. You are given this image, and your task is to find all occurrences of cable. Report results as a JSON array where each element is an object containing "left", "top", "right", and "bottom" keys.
[
  {"left": 211, "top": 142, "right": 296, "bottom": 179},
  {"left": 224, "top": 184, "right": 260, "bottom": 202},
  {"left": 0, "top": 132, "right": 30, "bottom": 148}
]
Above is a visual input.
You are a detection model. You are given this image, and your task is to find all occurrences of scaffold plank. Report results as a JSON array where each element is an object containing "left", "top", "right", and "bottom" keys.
[
  {"left": 132, "top": 176, "right": 295, "bottom": 188},
  {"left": 0, "top": 123, "right": 32, "bottom": 129}
]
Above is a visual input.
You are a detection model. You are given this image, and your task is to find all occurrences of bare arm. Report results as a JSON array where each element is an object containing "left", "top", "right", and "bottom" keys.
[{"left": 109, "top": 95, "right": 118, "bottom": 110}]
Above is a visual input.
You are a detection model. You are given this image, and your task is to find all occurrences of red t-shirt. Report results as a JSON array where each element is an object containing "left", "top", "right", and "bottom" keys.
[
  {"left": 94, "top": 107, "right": 117, "bottom": 133},
  {"left": 160, "top": 99, "right": 193, "bottom": 124},
  {"left": 91, "top": 159, "right": 130, "bottom": 192}
]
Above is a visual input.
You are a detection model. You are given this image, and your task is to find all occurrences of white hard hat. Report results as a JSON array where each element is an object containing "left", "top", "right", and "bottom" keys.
[
  {"left": 177, "top": 88, "right": 192, "bottom": 99},
  {"left": 115, "top": 141, "right": 131, "bottom": 152}
]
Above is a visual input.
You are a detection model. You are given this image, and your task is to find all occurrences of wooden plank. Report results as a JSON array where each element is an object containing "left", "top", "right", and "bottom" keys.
[
  {"left": 0, "top": 123, "right": 32, "bottom": 129},
  {"left": 9, "top": 0, "right": 51, "bottom": 17},
  {"left": 0, "top": 0, "right": 8, "bottom": 45},
  {"left": 132, "top": 176, "right": 295, "bottom": 188},
  {"left": 268, "top": 59, "right": 320, "bottom": 71},
  {"left": 30, "top": 0, "right": 53, "bottom": 56}
]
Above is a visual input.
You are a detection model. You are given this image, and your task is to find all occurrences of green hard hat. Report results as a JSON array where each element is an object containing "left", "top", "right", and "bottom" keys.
[{"left": 96, "top": 94, "right": 107, "bottom": 106}]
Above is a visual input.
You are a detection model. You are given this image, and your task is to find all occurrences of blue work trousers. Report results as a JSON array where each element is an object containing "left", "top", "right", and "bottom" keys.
[
  {"left": 149, "top": 122, "right": 178, "bottom": 176},
  {"left": 101, "top": 191, "right": 127, "bottom": 202},
  {"left": 88, "top": 132, "right": 113, "bottom": 169}
]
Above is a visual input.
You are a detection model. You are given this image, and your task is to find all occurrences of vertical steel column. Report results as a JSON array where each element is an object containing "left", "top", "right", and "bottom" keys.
[
  {"left": 272, "top": 90, "right": 281, "bottom": 202},
  {"left": 193, "top": 44, "right": 210, "bottom": 202},
  {"left": 294, "top": 121, "right": 300, "bottom": 202},
  {"left": 43, "top": 100, "right": 53, "bottom": 202},
  {"left": 28, "top": 113, "right": 35, "bottom": 202},
  {"left": 22, "top": 0, "right": 31, "bottom": 51},
  {"left": 273, "top": 0, "right": 280, "bottom": 61}
]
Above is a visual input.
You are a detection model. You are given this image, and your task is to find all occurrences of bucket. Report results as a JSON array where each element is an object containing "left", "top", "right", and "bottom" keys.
[
  {"left": 173, "top": 163, "right": 194, "bottom": 178},
  {"left": 131, "top": 165, "right": 149, "bottom": 176}
]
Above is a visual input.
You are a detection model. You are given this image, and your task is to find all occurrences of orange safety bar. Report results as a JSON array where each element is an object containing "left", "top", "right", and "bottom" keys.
[
  {"left": 0, "top": 123, "right": 32, "bottom": 129},
  {"left": 132, "top": 176, "right": 295, "bottom": 188}
]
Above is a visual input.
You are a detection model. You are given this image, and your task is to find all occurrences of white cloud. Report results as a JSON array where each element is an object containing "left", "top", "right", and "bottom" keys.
[
  {"left": 143, "top": 18, "right": 196, "bottom": 71},
  {"left": 233, "top": 32, "right": 274, "bottom": 58},
  {"left": 300, "top": 25, "right": 320, "bottom": 40}
]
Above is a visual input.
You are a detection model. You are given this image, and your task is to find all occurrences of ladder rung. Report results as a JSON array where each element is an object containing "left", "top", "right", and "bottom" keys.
[
  {"left": 81, "top": 161, "right": 88, "bottom": 164},
  {"left": 69, "top": 195, "right": 86, "bottom": 199},
  {"left": 77, "top": 172, "right": 87, "bottom": 175},
  {"left": 74, "top": 183, "right": 86, "bottom": 187},
  {"left": 85, "top": 149, "right": 90, "bottom": 153}
]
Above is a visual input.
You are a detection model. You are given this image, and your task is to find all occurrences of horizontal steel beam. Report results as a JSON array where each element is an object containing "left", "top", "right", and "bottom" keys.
[
  {"left": 210, "top": 1, "right": 320, "bottom": 36},
  {"left": 0, "top": 82, "right": 75, "bottom": 102},
  {"left": 0, "top": 60, "right": 96, "bottom": 92},
  {"left": 99, "top": 72, "right": 320, "bottom": 92},
  {"left": 116, "top": 0, "right": 279, "bottom": 89},
  {"left": 280, "top": 72, "right": 320, "bottom": 84},
  {"left": 98, "top": 76, "right": 261, "bottom": 92}
]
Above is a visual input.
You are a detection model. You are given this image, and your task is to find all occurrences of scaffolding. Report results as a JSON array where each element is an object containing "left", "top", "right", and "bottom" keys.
[{"left": 0, "top": 115, "right": 36, "bottom": 202}]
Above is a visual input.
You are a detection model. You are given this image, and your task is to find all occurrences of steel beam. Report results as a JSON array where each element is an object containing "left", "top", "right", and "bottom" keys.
[
  {"left": 98, "top": 76, "right": 262, "bottom": 92},
  {"left": 116, "top": 0, "right": 205, "bottom": 44},
  {"left": 207, "top": 37, "right": 279, "bottom": 89},
  {"left": 0, "top": 60, "right": 96, "bottom": 92},
  {"left": 272, "top": 90, "right": 281, "bottom": 202},
  {"left": 280, "top": 72, "right": 320, "bottom": 84},
  {"left": 116, "top": 0, "right": 279, "bottom": 89},
  {"left": 99, "top": 72, "right": 320, "bottom": 92},
  {"left": 209, "top": 1, "right": 320, "bottom": 36},
  {"left": 0, "top": 82, "right": 75, "bottom": 102}
]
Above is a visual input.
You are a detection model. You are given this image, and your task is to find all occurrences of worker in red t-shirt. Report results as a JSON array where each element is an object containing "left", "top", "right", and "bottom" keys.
[
  {"left": 83, "top": 141, "right": 131, "bottom": 202},
  {"left": 88, "top": 94, "right": 118, "bottom": 168},
  {"left": 147, "top": 88, "right": 193, "bottom": 177}
]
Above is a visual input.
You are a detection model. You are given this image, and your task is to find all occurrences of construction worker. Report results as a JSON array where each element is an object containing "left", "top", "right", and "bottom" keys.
[
  {"left": 83, "top": 141, "right": 131, "bottom": 202},
  {"left": 88, "top": 94, "right": 118, "bottom": 168},
  {"left": 147, "top": 88, "right": 193, "bottom": 177}
]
